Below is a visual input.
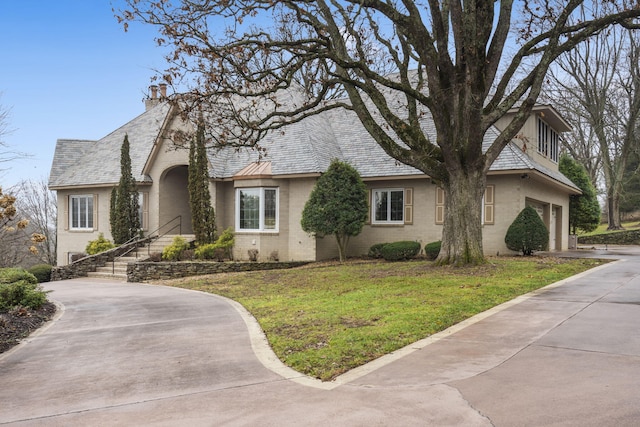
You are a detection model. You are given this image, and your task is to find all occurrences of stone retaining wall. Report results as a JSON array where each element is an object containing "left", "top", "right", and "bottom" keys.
[
  {"left": 578, "top": 229, "right": 640, "bottom": 246},
  {"left": 127, "top": 261, "right": 310, "bottom": 282},
  {"left": 51, "top": 241, "right": 146, "bottom": 281}
]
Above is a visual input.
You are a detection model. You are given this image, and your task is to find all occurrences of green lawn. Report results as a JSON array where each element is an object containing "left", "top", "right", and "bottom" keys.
[
  {"left": 579, "top": 221, "right": 640, "bottom": 237},
  {"left": 160, "top": 257, "right": 606, "bottom": 381}
]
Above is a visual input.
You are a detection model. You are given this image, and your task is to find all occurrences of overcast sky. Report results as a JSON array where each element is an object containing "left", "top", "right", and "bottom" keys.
[{"left": 0, "top": 1, "right": 168, "bottom": 188}]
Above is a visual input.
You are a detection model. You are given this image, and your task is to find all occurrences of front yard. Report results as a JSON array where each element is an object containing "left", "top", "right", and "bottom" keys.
[{"left": 159, "top": 256, "right": 605, "bottom": 381}]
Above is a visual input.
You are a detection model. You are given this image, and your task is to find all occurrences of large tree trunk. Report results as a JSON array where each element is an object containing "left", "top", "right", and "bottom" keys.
[
  {"left": 436, "top": 168, "right": 486, "bottom": 266},
  {"left": 607, "top": 186, "right": 623, "bottom": 230}
]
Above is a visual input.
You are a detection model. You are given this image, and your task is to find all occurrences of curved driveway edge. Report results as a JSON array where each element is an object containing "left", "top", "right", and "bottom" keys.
[{"left": 1, "top": 249, "right": 639, "bottom": 426}]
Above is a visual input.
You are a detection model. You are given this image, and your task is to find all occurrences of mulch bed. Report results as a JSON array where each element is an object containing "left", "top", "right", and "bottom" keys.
[{"left": 0, "top": 302, "right": 57, "bottom": 354}]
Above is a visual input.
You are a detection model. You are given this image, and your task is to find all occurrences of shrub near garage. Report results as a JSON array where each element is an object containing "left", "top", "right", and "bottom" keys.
[
  {"left": 424, "top": 241, "right": 441, "bottom": 260},
  {"left": 0, "top": 268, "right": 48, "bottom": 309},
  {"left": 505, "top": 206, "right": 549, "bottom": 255},
  {"left": 380, "top": 241, "right": 421, "bottom": 261},
  {"left": 368, "top": 243, "right": 388, "bottom": 259}
]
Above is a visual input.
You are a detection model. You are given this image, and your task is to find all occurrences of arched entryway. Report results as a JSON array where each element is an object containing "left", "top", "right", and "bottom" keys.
[{"left": 159, "top": 165, "right": 193, "bottom": 234}]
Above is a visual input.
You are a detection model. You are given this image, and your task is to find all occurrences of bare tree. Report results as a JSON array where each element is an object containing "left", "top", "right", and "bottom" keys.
[
  {"left": 0, "top": 185, "right": 46, "bottom": 268},
  {"left": 14, "top": 178, "right": 57, "bottom": 265},
  {"left": 548, "top": 17, "right": 640, "bottom": 229},
  {"left": 119, "top": 1, "right": 640, "bottom": 264},
  {"left": 0, "top": 95, "right": 28, "bottom": 176}
]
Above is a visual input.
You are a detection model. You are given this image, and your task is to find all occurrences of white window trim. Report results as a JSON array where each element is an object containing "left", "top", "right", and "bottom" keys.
[
  {"left": 372, "top": 188, "right": 404, "bottom": 224},
  {"left": 235, "top": 187, "right": 279, "bottom": 232},
  {"left": 69, "top": 194, "right": 94, "bottom": 230}
]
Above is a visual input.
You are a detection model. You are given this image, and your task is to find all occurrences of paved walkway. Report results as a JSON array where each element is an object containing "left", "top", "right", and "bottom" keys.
[{"left": 1, "top": 248, "right": 639, "bottom": 426}]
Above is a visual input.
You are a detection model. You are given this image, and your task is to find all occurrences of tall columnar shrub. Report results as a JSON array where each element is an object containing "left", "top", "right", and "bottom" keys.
[
  {"left": 301, "top": 159, "right": 368, "bottom": 262},
  {"left": 505, "top": 206, "right": 549, "bottom": 256},
  {"left": 110, "top": 134, "right": 140, "bottom": 244},
  {"left": 188, "top": 121, "right": 216, "bottom": 245}
]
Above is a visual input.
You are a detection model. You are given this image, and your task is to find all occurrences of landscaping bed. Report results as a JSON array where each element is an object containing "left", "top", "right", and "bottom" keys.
[{"left": 0, "top": 302, "right": 56, "bottom": 354}]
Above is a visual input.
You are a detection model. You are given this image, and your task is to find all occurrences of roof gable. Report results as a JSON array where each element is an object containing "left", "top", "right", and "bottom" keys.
[{"left": 49, "top": 102, "right": 171, "bottom": 188}]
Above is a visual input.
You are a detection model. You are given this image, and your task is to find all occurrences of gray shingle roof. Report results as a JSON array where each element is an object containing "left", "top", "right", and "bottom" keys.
[
  {"left": 49, "top": 102, "right": 171, "bottom": 188},
  {"left": 50, "top": 98, "right": 578, "bottom": 193}
]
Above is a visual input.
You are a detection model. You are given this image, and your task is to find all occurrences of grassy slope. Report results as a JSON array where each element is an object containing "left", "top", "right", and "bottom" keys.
[{"left": 161, "top": 257, "right": 605, "bottom": 380}]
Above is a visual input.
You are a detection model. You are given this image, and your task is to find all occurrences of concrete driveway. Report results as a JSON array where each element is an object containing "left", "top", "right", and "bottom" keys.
[{"left": 1, "top": 248, "right": 639, "bottom": 426}]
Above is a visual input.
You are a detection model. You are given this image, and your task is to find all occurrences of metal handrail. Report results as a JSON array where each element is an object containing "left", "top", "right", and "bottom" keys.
[{"left": 112, "top": 215, "right": 183, "bottom": 274}]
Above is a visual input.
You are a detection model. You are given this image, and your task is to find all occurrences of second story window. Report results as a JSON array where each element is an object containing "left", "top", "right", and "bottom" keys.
[{"left": 538, "top": 118, "right": 559, "bottom": 162}]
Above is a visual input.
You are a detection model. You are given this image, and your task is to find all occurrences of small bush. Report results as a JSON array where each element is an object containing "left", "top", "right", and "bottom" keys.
[
  {"left": 368, "top": 243, "right": 388, "bottom": 259},
  {"left": 0, "top": 268, "right": 38, "bottom": 285},
  {"left": 194, "top": 228, "right": 235, "bottom": 261},
  {"left": 380, "top": 241, "right": 421, "bottom": 261},
  {"left": 162, "top": 236, "right": 190, "bottom": 261},
  {"left": 0, "top": 268, "right": 48, "bottom": 309},
  {"left": 248, "top": 249, "right": 259, "bottom": 262},
  {"left": 85, "top": 233, "right": 116, "bottom": 255},
  {"left": 269, "top": 250, "right": 279, "bottom": 262},
  {"left": 28, "top": 264, "right": 53, "bottom": 283},
  {"left": 505, "top": 206, "right": 549, "bottom": 255},
  {"left": 424, "top": 241, "right": 441, "bottom": 260}
]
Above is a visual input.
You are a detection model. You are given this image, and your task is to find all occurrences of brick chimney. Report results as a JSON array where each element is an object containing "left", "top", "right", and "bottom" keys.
[
  {"left": 159, "top": 83, "right": 167, "bottom": 98},
  {"left": 145, "top": 85, "right": 160, "bottom": 111}
]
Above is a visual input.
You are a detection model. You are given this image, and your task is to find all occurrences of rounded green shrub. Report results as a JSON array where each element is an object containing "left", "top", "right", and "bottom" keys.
[
  {"left": 424, "top": 241, "right": 442, "bottom": 260},
  {"left": 162, "top": 236, "right": 190, "bottom": 261},
  {"left": 28, "top": 264, "right": 53, "bottom": 283},
  {"left": 0, "top": 268, "right": 48, "bottom": 309},
  {"left": 368, "top": 243, "right": 388, "bottom": 259},
  {"left": 380, "top": 241, "right": 421, "bottom": 261},
  {"left": 505, "top": 206, "right": 549, "bottom": 255},
  {"left": 85, "top": 233, "right": 116, "bottom": 255}
]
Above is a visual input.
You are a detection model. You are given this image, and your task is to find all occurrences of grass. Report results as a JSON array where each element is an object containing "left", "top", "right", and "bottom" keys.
[
  {"left": 160, "top": 257, "right": 606, "bottom": 381},
  {"left": 578, "top": 221, "right": 640, "bottom": 237}
]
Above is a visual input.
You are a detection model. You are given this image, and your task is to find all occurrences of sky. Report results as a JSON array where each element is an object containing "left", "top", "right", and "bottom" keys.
[{"left": 0, "top": 1, "right": 168, "bottom": 189}]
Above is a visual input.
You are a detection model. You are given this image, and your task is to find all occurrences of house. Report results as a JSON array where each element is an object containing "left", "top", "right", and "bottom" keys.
[{"left": 49, "top": 86, "right": 579, "bottom": 266}]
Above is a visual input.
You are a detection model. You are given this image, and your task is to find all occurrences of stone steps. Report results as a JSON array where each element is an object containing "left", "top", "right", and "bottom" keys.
[{"left": 87, "top": 235, "right": 196, "bottom": 281}]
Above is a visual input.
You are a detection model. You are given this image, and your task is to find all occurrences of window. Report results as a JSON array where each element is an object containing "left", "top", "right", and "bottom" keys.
[
  {"left": 70, "top": 195, "right": 94, "bottom": 230},
  {"left": 236, "top": 188, "right": 278, "bottom": 232},
  {"left": 373, "top": 189, "right": 404, "bottom": 223},
  {"left": 538, "top": 118, "right": 559, "bottom": 162}
]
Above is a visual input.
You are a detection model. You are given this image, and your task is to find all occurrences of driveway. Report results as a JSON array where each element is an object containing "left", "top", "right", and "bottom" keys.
[{"left": 1, "top": 249, "right": 639, "bottom": 426}]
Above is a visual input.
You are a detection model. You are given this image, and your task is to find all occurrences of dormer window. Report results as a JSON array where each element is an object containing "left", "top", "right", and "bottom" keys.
[{"left": 538, "top": 118, "right": 559, "bottom": 162}]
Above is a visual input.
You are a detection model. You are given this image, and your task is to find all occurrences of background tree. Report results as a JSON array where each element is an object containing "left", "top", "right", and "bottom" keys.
[
  {"left": 547, "top": 19, "right": 640, "bottom": 229},
  {"left": 620, "top": 149, "right": 640, "bottom": 219},
  {"left": 0, "top": 185, "right": 46, "bottom": 267},
  {"left": 559, "top": 154, "right": 601, "bottom": 234},
  {"left": 301, "top": 159, "right": 368, "bottom": 262},
  {"left": 14, "top": 178, "right": 57, "bottom": 265},
  {"left": 120, "top": 1, "right": 640, "bottom": 265},
  {"left": 188, "top": 121, "right": 216, "bottom": 244},
  {"left": 110, "top": 134, "right": 140, "bottom": 244}
]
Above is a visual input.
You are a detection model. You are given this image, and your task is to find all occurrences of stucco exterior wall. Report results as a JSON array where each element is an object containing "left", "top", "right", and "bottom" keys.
[
  {"left": 347, "top": 178, "right": 442, "bottom": 258},
  {"left": 144, "top": 120, "right": 192, "bottom": 235},
  {"left": 55, "top": 187, "right": 114, "bottom": 266},
  {"left": 482, "top": 174, "right": 570, "bottom": 255}
]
